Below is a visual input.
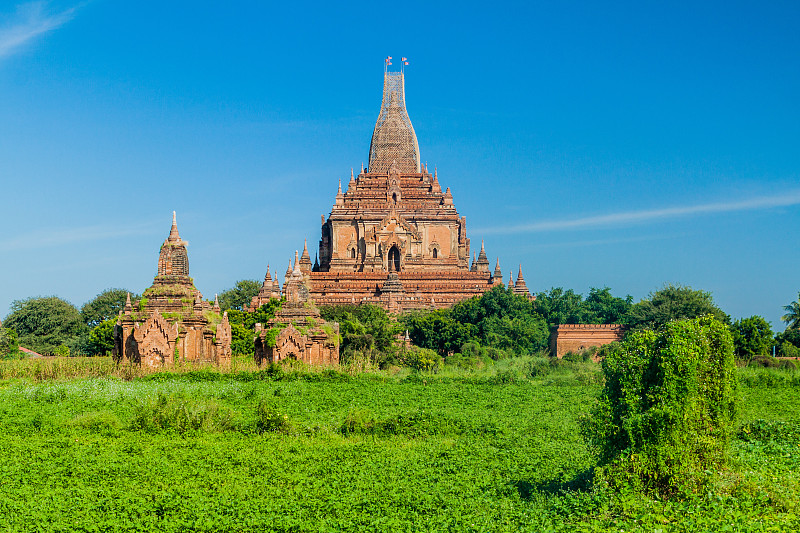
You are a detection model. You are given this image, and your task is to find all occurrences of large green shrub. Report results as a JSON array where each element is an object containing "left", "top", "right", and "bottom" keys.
[{"left": 582, "top": 316, "right": 737, "bottom": 495}]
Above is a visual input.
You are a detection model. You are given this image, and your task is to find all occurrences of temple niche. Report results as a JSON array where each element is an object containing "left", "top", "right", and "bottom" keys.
[
  {"left": 114, "top": 212, "right": 232, "bottom": 367},
  {"left": 254, "top": 251, "right": 339, "bottom": 366},
  {"left": 288, "top": 67, "right": 531, "bottom": 313}
]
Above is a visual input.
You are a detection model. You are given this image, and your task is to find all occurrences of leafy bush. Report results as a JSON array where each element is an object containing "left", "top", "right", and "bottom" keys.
[
  {"left": 0, "top": 328, "right": 19, "bottom": 359},
  {"left": 582, "top": 316, "right": 737, "bottom": 496},
  {"left": 562, "top": 350, "right": 594, "bottom": 363},
  {"left": 256, "top": 398, "right": 291, "bottom": 434},
  {"left": 129, "top": 392, "right": 237, "bottom": 434},
  {"left": 69, "top": 410, "right": 122, "bottom": 435},
  {"left": 778, "top": 341, "right": 800, "bottom": 358},
  {"left": 749, "top": 355, "right": 779, "bottom": 368},
  {"left": 53, "top": 345, "right": 70, "bottom": 357},
  {"left": 400, "top": 346, "right": 442, "bottom": 371},
  {"left": 226, "top": 300, "right": 282, "bottom": 356}
]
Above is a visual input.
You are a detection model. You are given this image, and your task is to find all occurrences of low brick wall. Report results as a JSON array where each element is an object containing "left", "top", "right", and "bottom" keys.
[{"left": 549, "top": 324, "right": 625, "bottom": 360}]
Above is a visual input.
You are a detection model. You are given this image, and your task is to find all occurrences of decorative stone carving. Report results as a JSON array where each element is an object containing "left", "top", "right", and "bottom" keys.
[{"left": 133, "top": 311, "right": 178, "bottom": 368}]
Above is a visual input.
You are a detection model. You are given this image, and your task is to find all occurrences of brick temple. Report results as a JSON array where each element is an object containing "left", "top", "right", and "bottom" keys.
[
  {"left": 252, "top": 68, "right": 531, "bottom": 313},
  {"left": 114, "top": 212, "right": 232, "bottom": 367}
]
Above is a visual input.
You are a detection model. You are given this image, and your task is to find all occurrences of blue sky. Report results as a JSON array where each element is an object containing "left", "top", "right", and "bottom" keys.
[{"left": 1, "top": 0, "right": 798, "bottom": 331}]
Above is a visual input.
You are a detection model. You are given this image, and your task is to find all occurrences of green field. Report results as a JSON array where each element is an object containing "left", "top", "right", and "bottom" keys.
[{"left": 0, "top": 359, "right": 798, "bottom": 532}]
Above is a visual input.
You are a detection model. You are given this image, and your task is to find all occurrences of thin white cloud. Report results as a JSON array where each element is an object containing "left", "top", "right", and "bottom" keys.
[
  {"left": 0, "top": 2, "right": 78, "bottom": 59},
  {"left": 521, "top": 233, "right": 683, "bottom": 252},
  {"left": 478, "top": 190, "right": 800, "bottom": 235}
]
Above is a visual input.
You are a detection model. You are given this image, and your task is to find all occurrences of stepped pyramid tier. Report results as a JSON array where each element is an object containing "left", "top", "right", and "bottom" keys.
[
  {"left": 271, "top": 64, "right": 514, "bottom": 312},
  {"left": 114, "top": 212, "right": 231, "bottom": 366}
]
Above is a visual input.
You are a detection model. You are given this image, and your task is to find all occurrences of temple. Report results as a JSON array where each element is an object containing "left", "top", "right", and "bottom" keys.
[
  {"left": 113, "top": 212, "right": 232, "bottom": 367},
  {"left": 274, "top": 68, "right": 530, "bottom": 313},
  {"left": 254, "top": 251, "right": 339, "bottom": 366}
]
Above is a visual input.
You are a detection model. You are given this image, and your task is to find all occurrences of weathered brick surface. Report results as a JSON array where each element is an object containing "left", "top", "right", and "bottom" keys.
[{"left": 548, "top": 324, "right": 625, "bottom": 360}]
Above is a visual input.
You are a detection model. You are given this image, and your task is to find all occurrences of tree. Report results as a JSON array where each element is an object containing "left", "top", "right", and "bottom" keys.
[
  {"left": 626, "top": 284, "right": 729, "bottom": 331},
  {"left": 321, "top": 304, "right": 402, "bottom": 356},
  {"left": 531, "top": 287, "right": 585, "bottom": 325},
  {"left": 782, "top": 292, "right": 800, "bottom": 330},
  {"left": 3, "top": 297, "right": 87, "bottom": 355},
  {"left": 81, "top": 288, "right": 139, "bottom": 328},
  {"left": 84, "top": 318, "right": 118, "bottom": 356},
  {"left": 730, "top": 316, "right": 773, "bottom": 360},
  {"left": 775, "top": 327, "right": 800, "bottom": 357},
  {"left": 401, "top": 286, "right": 549, "bottom": 357},
  {"left": 582, "top": 287, "right": 633, "bottom": 324},
  {"left": 401, "top": 309, "right": 475, "bottom": 357},
  {"left": 218, "top": 280, "right": 261, "bottom": 311}
]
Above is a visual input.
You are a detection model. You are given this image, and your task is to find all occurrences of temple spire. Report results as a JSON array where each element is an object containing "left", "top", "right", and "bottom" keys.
[
  {"left": 168, "top": 211, "right": 181, "bottom": 242},
  {"left": 368, "top": 70, "right": 420, "bottom": 174},
  {"left": 513, "top": 265, "right": 530, "bottom": 296},
  {"left": 335, "top": 179, "right": 344, "bottom": 206},
  {"left": 299, "top": 239, "right": 312, "bottom": 273},
  {"left": 493, "top": 257, "right": 503, "bottom": 282},
  {"left": 476, "top": 240, "right": 490, "bottom": 273}
]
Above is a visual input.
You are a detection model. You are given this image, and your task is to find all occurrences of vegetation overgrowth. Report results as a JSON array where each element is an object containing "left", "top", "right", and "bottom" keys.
[
  {"left": 583, "top": 316, "right": 738, "bottom": 496},
  {"left": 4, "top": 284, "right": 800, "bottom": 362},
  {"left": 0, "top": 354, "right": 799, "bottom": 531}
]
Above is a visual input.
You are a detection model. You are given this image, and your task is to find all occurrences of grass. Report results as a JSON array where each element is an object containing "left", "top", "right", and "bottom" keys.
[{"left": 0, "top": 358, "right": 798, "bottom": 531}]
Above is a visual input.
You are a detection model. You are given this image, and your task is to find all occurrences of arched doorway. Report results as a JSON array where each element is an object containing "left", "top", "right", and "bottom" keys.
[{"left": 388, "top": 245, "right": 401, "bottom": 272}]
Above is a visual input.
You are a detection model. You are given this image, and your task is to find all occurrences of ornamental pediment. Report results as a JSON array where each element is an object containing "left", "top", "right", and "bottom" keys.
[{"left": 377, "top": 209, "right": 419, "bottom": 239}]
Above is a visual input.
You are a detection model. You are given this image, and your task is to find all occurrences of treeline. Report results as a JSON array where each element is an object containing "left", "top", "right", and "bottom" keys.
[
  {"left": 0, "top": 289, "right": 137, "bottom": 358},
  {"left": 2, "top": 283, "right": 800, "bottom": 364}
]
